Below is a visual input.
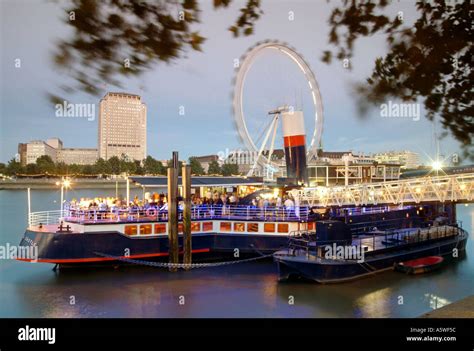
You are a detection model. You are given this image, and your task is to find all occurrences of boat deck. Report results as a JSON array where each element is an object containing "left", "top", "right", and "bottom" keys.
[
  {"left": 29, "top": 205, "right": 312, "bottom": 227},
  {"left": 290, "top": 225, "right": 461, "bottom": 260}
]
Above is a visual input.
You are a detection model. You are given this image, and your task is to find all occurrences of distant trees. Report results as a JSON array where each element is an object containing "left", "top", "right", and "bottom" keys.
[
  {"left": 143, "top": 156, "right": 166, "bottom": 175},
  {"left": 4, "top": 159, "right": 23, "bottom": 176},
  {"left": 188, "top": 157, "right": 205, "bottom": 175},
  {"left": 107, "top": 156, "right": 121, "bottom": 174},
  {"left": 35, "top": 155, "right": 56, "bottom": 174},
  {"left": 207, "top": 160, "right": 221, "bottom": 175},
  {"left": 0, "top": 154, "right": 244, "bottom": 177},
  {"left": 93, "top": 158, "right": 112, "bottom": 174},
  {"left": 221, "top": 163, "right": 239, "bottom": 176},
  {"left": 2, "top": 155, "right": 165, "bottom": 177}
]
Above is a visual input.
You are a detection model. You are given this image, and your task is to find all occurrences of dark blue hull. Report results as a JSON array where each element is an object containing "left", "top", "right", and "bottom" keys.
[
  {"left": 18, "top": 230, "right": 289, "bottom": 266},
  {"left": 17, "top": 206, "right": 439, "bottom": 267},
  {"left": 274, "top": 231, "right": 468, "bottom": 283}
]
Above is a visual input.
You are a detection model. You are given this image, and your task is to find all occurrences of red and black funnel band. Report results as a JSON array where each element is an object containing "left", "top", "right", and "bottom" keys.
[{"left": 284, "top": 135, "right": 306, "bottom": 148}]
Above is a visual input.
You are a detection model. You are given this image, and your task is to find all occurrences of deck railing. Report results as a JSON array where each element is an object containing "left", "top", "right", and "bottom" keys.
[
  {"left": 28, "top": 205, "right": 311, "bottom": 226},
  {"left": 288, "top": 224, "right": 464, "bottom": 259},
  {"left": 28, "top": 210, "right": 69, "bottom": 227}
]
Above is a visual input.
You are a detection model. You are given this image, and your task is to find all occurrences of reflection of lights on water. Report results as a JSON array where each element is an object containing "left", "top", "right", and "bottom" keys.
[
  {"left": 424, "top": 293, "right": 451, "bottom": 310},
  {"left": 354, "top": 287, "right": 391, "bottom": 317},
  {"left": 261, "top": 275, "right": 278, "bottom": 309}
]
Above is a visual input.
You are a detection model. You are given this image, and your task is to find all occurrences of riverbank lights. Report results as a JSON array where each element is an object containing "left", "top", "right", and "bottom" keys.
[
  {"left": 431, "top": 160, "right": 443, "bottom": 171},
  {"left": 56, "top": 178, "right": 71, "bottom": 189},
  {"left": 63, "top": 179, "right": 71, "bottom": 189}
]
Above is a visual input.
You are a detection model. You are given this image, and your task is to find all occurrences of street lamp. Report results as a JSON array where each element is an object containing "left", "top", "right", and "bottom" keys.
[
  {"left": 56, "top": 177, "right": 71, "bottom": 211},
  {"left": 431, "top": 160, "right": 443, "bottom": 171}
]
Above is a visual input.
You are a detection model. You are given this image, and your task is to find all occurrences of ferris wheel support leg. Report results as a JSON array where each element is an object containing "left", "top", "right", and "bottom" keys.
[
  {"left": 266, "top": 115, "right": 279, "bottom": 170},
  {"left": 247, "top": 115, "right": 279, "bottom": 177}
]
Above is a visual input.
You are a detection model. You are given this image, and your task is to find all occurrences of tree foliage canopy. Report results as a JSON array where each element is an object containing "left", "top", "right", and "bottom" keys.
[
  {"left": 188, "top": 157, "right": 205, "bottom": 175},
  {"left": 207, "top": 160, "right": 221, "bottom": 175},
  {"left": 2, "top": 155, "right": 168, "bottom": 176},
  {"left": 323, "top": 0, "right": 473, "bottom": 159},
  {"left": 51, "top": 0, "right": 472, "bottom": 159},
  {"left": 51, "top": 0, "right": 261, "bottom": 101}
]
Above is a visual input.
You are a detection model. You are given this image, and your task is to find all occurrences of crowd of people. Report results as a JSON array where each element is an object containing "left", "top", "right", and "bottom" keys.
[{"left": 65, "top": 190, "right": 304, "bottom": 221}]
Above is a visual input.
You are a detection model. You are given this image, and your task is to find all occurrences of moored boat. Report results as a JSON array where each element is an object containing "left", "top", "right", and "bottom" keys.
[
  {"left": 394, "top": 256, "right": 444, "bottom": 275},
  {"left": 17, "top": 199, "right": 429, "bottom": 268},
  {"left": 274, "top": 222, "right": 468, "bottom": 283}
]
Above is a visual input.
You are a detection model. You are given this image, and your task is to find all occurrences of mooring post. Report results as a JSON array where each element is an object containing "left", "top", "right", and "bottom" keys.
[
  {"left": 182, "top": 163, "right": 192, "bottom": 269},
  {"left": 168, "top": 151, "right": 179, "bottom": 272},
  {"left": 27, "top": 187, "right": 31, "bottom": 227}
]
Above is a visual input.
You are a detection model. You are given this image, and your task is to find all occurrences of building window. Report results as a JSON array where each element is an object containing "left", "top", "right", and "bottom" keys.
[
  {"left": 202, "top": 222, "right": 213, "bottom": 232},
  {"left": 124, "top": 225, "right": 137, "bottom": 236},
  {"left": 191, "top": 222, "right": 200, "bottom": 232},
  {"left": 277, "top": 223, "right": 289, "bottom": 233},
  {"left": 154, "top": 223, "right": 166, "bottom": 234},
  {"left": 247, "top": 223, "right": 259, "bottom": 232},
  {"left": 264, "top": 223, "right": 275, "bottom": 233},
  {"left": 220, "top": 222, "right": 232, "bottom": 231},
  {"left": 140, "top": 224, "right": 152, "bottom": 235},
  {"left": 233, "top": 222, "right": 245, "bottom": 232}
]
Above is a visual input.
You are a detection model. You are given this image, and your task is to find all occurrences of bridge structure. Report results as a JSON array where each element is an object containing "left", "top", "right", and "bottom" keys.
[{"left": 291, "top": 173, "right": 474, "bottom": 208}]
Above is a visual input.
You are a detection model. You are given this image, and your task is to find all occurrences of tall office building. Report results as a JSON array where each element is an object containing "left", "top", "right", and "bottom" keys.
[{"left": 98, "top": 92, "right": 147, "bottom": 161}]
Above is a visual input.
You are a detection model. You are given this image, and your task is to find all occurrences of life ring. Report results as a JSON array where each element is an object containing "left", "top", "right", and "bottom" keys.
[{"left": 146, "top": 208, "right": 157, "bottom": 217}]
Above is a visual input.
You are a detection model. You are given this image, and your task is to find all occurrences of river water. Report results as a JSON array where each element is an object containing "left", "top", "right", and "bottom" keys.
[{"left": 0, "top": 188, "right": 473, "bottom": 318}]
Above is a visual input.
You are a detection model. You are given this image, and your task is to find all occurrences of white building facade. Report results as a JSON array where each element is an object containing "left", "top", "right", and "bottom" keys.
[
  {"left": 22, "top": 141, "right": 58, "bottom": 165},
  {"left": 18, "top": 138, "right": 98, "bottom": 166},
  {"left": 57, "top": 148, "right": 98, "bottom": 165},
  {"left": 98, "top": 92, "right": 147, "bottom": 161},
  {"left": 374, "top": 151, "right": 420, "bottom": 169}
]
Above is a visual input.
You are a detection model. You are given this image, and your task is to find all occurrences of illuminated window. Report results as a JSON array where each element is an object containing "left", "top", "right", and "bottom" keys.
[
  {"left": 234, "top": 222, "right": 245, "bottom": 232},
  {"left": 277, "top": 223, "right": 289, "bottom": 233},
  {"left": 124, "top": 225, "right": 137, "bottom": 235},
  {"left": 154, "top": 223, "right": 166, "bottom": 234},
  {"left": 178, "top": 223, "right": 183, "bottom": 233},
  {"left": 191, "top": 222, "right": 200, "bottom": 232},
  {"left": 264, "top": 223, "right": 275, "bottom": 233},
  {"left": 308, "top": 222, "right": 315, "bottom": 231},
  {"left": 220, "top": 222, "right": 232, "bottom": 231},
  {"left": 247, "top": 223, "right": 259, "bottom": 232},
  {"left": 140, "top": 224, "right": 152, "bottom": 235},
  {"left": 202, "top": 222, "right": 213, "bottom": 232}
]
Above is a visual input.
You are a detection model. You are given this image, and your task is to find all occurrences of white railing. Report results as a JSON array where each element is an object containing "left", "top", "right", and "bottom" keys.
[
  {"left": 293, "top": 173, "right": 474, "bottom": 207},
  {"left": 27, "top": 206, "right": 310, "bottom": 226},
  {"left": 28, "top": 210, "right": 68, "bottom": 227}
]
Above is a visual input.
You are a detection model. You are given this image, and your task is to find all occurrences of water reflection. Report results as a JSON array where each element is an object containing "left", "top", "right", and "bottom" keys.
[
  {"left": 354, "top": 287, "right": 392, "bottom": 317},
  {"left": 424, "top": 293, "right": 451, "bottom": 310},
  {"left": 1, "top": 189, "right": 473, "bottom": 318}
]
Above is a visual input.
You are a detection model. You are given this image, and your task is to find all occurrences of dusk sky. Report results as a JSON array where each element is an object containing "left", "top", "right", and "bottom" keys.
[{"left": 0, "top": 0, "right": 462, "bottom": 164}]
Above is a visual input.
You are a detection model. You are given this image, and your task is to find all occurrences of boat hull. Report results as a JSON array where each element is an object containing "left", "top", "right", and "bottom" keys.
[
  {"left": 17, "top": 229, "right": 289, "bottom": 267},
  {"left": 394, "top": 256, "right": 444, "bottom": 275}
]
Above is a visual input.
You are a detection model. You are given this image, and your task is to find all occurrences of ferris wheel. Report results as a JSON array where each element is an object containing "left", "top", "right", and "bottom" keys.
[{"left": 231, "top": 40, "right": 324, "bottom": 177}]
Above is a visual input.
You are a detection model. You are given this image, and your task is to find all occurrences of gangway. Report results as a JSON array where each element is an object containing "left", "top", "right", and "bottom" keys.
[{"left": 291, "top": 173, "right": 474, "bottom": 207}]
